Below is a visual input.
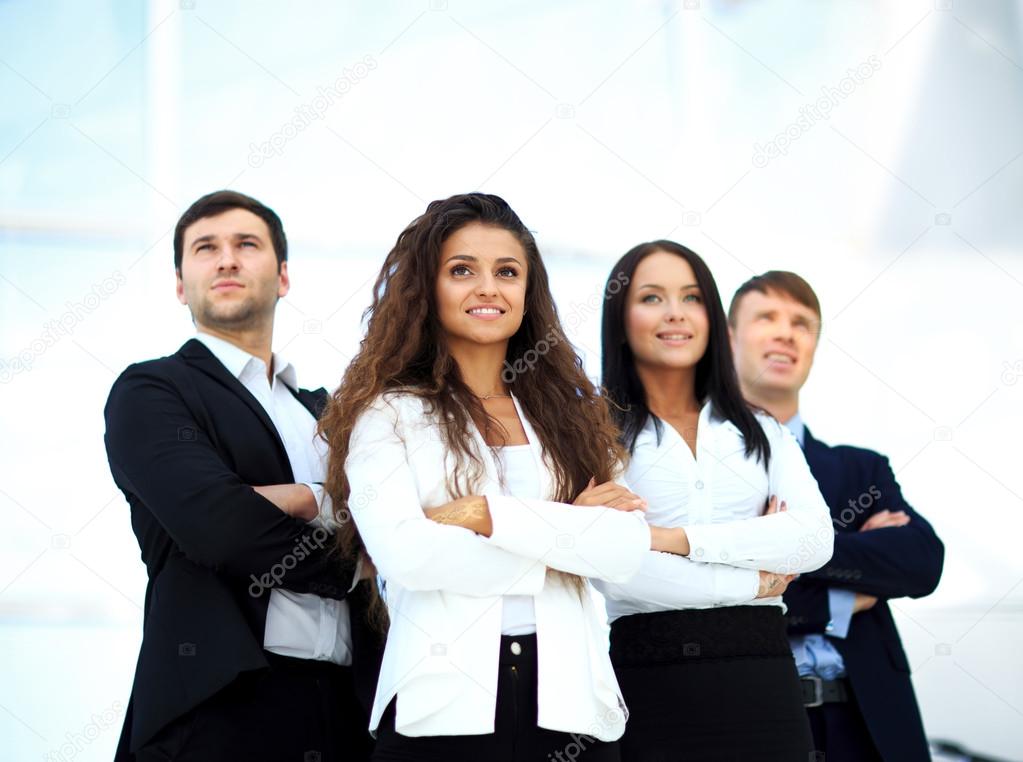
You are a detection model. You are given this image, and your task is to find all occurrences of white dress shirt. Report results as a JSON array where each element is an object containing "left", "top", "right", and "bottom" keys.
[
  {"left": 596, "top": 402, "right": 833, "bottom": 622},
  {"left": 194, "top": 332, "right": 353, "bottom": 665},
  {"left": 346, "top": 391, "right": 650, "bottom": 740}
]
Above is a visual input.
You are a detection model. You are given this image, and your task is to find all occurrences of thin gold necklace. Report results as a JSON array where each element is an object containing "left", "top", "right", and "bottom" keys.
[{"left": 476, "top": 393, "right": 512, "bottom": 400}]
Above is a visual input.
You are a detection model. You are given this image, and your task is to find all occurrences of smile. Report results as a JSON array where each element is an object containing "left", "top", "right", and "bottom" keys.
[
  {"left": 466, "top": 306, "right": 506, "bottom": 320},
  {"left": 656, "top": 332, "right": 692, "bottom": 344}
]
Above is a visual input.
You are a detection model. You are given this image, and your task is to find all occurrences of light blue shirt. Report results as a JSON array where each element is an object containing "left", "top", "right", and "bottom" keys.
[{"left": 785, "top": 413, "right": 852, "bottom": 679}]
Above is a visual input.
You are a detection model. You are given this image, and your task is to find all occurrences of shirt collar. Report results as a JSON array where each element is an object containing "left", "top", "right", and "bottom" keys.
[
  {"left": 782, "top": 411, "right": 805, "bottom": 448},
  {"left": 193, "top": 331, "right": 298, "bottom": 389}
]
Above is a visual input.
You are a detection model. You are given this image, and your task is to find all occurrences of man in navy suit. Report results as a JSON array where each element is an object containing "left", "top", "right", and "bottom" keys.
[
  {"left": 105, "top": 191, "right": 378, "bottom": 760},
  {"left": 728, "top": 271, "right": 944, "bottom": 762}
]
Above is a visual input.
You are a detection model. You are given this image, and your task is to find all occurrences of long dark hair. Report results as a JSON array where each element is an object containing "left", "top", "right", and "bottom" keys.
[
  {"left": 600, "top": 240, "right": 770, "bottom": 466},
  {"left": 320, "top": 193, "right": 624, "bottom": 600}
]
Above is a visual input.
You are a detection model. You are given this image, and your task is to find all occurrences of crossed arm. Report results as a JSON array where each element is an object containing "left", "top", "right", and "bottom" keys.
[
  {"left": 104, "top": 365, "right": 357, "bottom": 597},
  {"left": 785, "top": 455, "right": 944, "bottom": 633}
]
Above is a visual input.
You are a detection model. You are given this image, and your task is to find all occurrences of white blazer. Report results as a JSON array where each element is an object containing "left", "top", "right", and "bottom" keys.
[{"left": 345, "top": 390, "right": 650, "bottom": 740}]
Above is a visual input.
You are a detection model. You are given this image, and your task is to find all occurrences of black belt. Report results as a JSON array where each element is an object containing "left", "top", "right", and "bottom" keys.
[
  {"left": 801, "top": 676, "right": 850, "bottom": 707},
  {"left": 610, "top": 606, "right": 792, "bottom": 667}
]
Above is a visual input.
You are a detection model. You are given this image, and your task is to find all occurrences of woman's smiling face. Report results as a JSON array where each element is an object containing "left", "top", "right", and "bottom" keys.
[
  {"left": 435, "top": 221, "right": 528, "bottom": 351},
  {"left": 625, "top": 250, "right": 710, "bottom": 371}
]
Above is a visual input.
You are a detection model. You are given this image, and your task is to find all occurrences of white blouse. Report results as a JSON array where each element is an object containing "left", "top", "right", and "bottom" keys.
[{"left": 596, "top": 402, "right": 833, "bottom": 621}]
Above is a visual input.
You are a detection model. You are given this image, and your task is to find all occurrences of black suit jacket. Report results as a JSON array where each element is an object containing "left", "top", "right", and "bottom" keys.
[
  {"left": 783, "top": 427, "right": 944, "bottom": 762},
  {"left": 105, "top": 339, "right": 380, "bottom": 755}
]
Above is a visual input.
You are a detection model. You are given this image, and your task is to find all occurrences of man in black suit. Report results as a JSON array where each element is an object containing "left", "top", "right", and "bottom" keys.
[
  {"left": 105, "top": 190, "right": 377, "bottom": 761},
  {"left": 728, "top": 271, "right": 944, "bottom": 762}
]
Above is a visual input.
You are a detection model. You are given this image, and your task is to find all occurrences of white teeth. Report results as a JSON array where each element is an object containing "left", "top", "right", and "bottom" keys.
[
  {"left": 766, "top": 353, "right": 794, "bottom": 364},
  {"left": 659, "top": 334, "right": 689, "bottom": 340},
  {"left": 469, "top": 308, "right": 501, "bottom": 315}
]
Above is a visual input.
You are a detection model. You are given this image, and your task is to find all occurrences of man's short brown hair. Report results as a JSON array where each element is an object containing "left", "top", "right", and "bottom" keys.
[
  {"left": 728, "top": 271, "right": 821, "bottom": 327},
  {"left": 173, "top": 190, "right": 287, "bottom": 271}
]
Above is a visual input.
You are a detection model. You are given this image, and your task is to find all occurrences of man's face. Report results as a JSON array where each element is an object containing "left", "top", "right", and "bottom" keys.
[
  {"left": 176, "top": 208, "right": 288, "bottom": 331},
  {"left": 730, "top": 289, "right": 820, "bottom": 398}
]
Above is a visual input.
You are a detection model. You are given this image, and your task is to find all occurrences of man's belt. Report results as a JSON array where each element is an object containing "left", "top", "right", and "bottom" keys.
[{"left": 801, "top": 676, "right": 850, "bottom": 707}]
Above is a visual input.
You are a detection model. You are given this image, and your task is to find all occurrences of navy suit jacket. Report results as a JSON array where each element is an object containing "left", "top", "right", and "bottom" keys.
[{"left": 783, "top": 427, "right": 944, "bottom": 762}]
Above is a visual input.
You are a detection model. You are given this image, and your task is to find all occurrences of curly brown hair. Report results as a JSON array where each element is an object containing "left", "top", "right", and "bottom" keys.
[{"left": 318, "top": 193, "right": 625, "bottom": 618}]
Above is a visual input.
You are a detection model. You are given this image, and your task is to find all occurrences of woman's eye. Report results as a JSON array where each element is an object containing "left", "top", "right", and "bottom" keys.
[
  {"left": 196, "top": 244, "right": 213, "bottom": 252},
  {"left": 240, "top": 241, "right": 256, "bottom": 247},
  {"left": 451, "top": 265, "right": 472, "bottom": 277},
  {"left": 683, "top": 294, "right": 702, "bottom": 303},
  {"left": 641, "top": 294, "right": 661, "bottom": 303},
  {"left": 497, "top": 267, "right": 519, "bottom": 278}
]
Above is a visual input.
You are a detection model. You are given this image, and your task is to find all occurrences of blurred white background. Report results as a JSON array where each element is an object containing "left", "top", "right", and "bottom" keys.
[{"left": 1, "top": 1, "right": 1021, "bottom": 759}]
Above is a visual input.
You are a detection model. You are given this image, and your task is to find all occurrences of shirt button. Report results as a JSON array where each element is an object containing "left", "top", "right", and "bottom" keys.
[
  {"left": 510, "top": 641, "right": 522, "bottom": 656},
  {"left": 694, "top": 480, "right": 704, "bottom": 489}
]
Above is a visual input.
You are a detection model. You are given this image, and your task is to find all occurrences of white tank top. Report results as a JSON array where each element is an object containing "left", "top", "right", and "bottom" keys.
[{"left": 496, "top": 444, "right": 540, "bottom": 635}]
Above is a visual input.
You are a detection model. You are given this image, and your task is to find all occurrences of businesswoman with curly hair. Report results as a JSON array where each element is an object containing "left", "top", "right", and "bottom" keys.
[
  {"left": 319, "top": 194, "right": 684, "bottom": 761},
  {"left": 595, "top": 241, "right": 835, "bottom": 761}
]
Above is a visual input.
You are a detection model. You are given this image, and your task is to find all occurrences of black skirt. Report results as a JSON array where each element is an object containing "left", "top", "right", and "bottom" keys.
[
  {"left": 373, "top": 634, "right": 621, "bottom": 762},
  {"left": 610, "top": 606, "right": 812, "bottom": 762}
]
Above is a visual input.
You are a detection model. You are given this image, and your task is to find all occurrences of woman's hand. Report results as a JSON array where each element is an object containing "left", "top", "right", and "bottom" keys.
[
  {"left": 573, "top": 478, "right": 647, "bottom": 512},
  {"left": 424, "top": 496, "right": 493, "bottom": 537},
  {"left": 763, "top": 494, "right": 787, "bottom": 515},
  {"left": 756, "top": 570, "right": 796, "bottom": 598},
  {"left": 648, "top": 525, "right": 691, "bottom": 556}
]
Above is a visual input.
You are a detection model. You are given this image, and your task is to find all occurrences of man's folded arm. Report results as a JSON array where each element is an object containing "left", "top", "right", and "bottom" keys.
[
  {"left": 801, "top": 456, "right": 944, "bottom": 599},
  {"left": 105, "top": 365, "right": 356, "bottom": 598}
]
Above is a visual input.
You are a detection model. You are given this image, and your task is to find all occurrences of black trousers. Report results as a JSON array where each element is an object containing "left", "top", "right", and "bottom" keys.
[
  {"left": 806, "top": 697, "right": 883, "bottom": 762},
  {"left": 610, "top": 606, "right": 813, "bottom": 762},
  {"left": 372, "top": 634, "right": 620, "bottom": 762},
  {"left": 135, "top": 652, "right": 373, "bottom": 762}
]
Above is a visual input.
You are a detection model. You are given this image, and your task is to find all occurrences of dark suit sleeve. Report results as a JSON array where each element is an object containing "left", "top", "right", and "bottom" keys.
[
  {"left": 801, "top": 455, "right": 944, "bottom": 600},
  {"left": 105, "top": 364, "right": 356, "bottom": 598},
  {"left": 782, "top": 577, "right": 832, "bottom": 634}
]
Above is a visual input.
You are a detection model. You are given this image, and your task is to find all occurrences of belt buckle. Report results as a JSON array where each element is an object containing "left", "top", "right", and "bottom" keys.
[{"left": 802, "top": 676, "right": 824, "bottom": 708}]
